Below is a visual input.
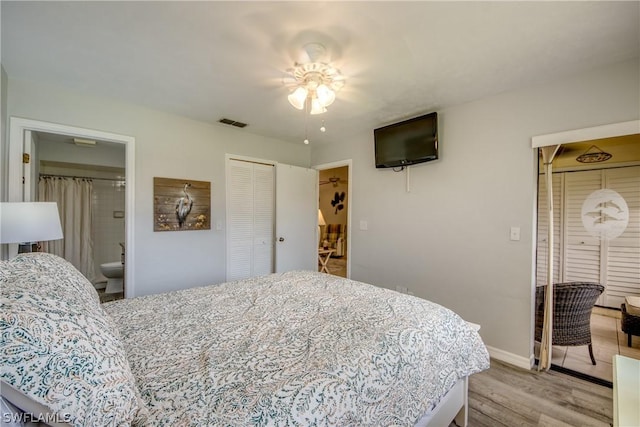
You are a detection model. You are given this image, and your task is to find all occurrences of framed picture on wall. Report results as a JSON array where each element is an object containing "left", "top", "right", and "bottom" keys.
[{"left": 153, "top": 177, "right": 211, "bottom": 231}]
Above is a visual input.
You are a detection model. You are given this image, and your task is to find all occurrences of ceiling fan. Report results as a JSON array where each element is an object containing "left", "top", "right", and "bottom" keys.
[{"left": 319, "top": 176, "right": 347, "bottom": 187}]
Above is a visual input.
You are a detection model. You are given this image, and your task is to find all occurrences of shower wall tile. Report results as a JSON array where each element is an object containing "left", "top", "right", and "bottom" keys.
[{"left": 92, "top": 180, "right": 126, "bottom": 282}]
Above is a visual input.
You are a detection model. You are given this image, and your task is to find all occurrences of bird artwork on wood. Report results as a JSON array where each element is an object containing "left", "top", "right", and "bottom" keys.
[{"left": 176, "top": 183, "right": 193, "bottom": 227}]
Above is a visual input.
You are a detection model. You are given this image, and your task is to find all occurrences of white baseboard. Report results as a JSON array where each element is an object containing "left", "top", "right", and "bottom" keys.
[{"left": 486, "top": 345, "right": 534, "bottom": 370}]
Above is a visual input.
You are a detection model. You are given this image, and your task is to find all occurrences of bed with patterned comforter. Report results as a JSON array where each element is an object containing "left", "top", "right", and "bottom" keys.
[
  {"left": 1, "top": 254, "right": 489, "bottom": 426},
  {"left": 103, "top": 270, "right": 489, "bottom": 426}
]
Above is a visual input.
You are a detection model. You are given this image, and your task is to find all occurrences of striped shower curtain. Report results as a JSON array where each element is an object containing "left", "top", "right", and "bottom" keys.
[{"left": 39, "top": 177, "right": 95, "bottom": 282}]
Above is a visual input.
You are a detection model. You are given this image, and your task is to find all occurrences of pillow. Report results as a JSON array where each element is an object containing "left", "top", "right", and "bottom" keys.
[
  {"left": 0, "top": 255, "right": 147, "bottom": 426},
  {"left": 6, "top": 253, "right": 101, "bottom": 308},
  {"left": 625, "top": 296, "right": 640, "bottom": 316}
]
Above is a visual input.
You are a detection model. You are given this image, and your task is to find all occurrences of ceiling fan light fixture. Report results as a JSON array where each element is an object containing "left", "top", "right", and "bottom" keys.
[{"left": 284, "top": 43, "right": 344, "bottom": 115}]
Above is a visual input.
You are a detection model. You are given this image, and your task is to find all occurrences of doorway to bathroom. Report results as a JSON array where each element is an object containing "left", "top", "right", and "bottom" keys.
[
  {"left": 36, "top": 134, "right": 127, "bottom": 302},
  {"left": 7, "top": 117, "right": 135, "bottom": 299}
]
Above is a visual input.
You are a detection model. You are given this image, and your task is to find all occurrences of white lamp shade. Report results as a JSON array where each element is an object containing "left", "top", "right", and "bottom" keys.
[
  {"left": 287, "top": 86, "right": 308, "bottom": 110},
  {"left": 318, "top": 209, "right": 326, "bottom": 226},
  {"left": 0, "top": 202, "right": 63, "bottom": 244}
]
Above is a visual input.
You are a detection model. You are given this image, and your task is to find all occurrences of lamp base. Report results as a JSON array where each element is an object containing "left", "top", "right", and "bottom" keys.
[{"left": 17, "top": 243, "right": 40, "bottom": 254}]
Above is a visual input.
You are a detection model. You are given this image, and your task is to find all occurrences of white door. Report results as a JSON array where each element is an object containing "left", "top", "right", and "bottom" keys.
[
  {"left": 603, "top": 166, "right": 640, "bottom": 307},
  {"left": 275, "top": 163, "right": 318, "bottom": 272},
  {"left": 563, "top": 170, "right": 603, "bottom": 284},
  {"left": 226, "top": 159, "right": 274, "bottom": 281}
]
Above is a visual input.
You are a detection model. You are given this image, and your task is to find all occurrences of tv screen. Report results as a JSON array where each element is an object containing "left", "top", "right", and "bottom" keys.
[{"left": 374, "top": 112, "right": 438, "bottom": 168}]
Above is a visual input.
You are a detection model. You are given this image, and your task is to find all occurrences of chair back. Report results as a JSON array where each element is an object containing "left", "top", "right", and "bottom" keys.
[{"left": 535, "top": 282, "right": 604, "bottom": 346}]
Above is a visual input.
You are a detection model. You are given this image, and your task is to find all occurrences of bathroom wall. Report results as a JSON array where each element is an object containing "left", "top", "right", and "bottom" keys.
[{"left": 91, "top": 176, "right": 126, "bottom": 282}]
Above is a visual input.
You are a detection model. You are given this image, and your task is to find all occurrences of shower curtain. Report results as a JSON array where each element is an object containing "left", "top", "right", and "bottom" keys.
[{"left": 39, "top": 177, "right": 95, "bottom": 282}]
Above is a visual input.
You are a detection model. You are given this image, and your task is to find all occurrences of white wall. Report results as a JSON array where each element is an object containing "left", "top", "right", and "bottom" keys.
[
  {"left": 311, "top": 59, "right": 640, "bottom": 364},
  {"left": 5, "top": 78, "right": 311, "bottom": 296},
  {"left": 1, "top": 65, "right": 7, "bottom": 203},
  {"left": 0, "top": 65, "right": 8, "bottom": 260}
]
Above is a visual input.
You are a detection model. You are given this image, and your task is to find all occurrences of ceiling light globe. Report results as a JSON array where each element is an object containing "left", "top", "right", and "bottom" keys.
[
  {"left": 287, "top": 87, "right": 308, "bottom": 110},
  {"left": 316, "top": 84, "right": 336, "bottom": 107},
  {"left": 310, "top": 97, "right": 327, "bottom": 115}
]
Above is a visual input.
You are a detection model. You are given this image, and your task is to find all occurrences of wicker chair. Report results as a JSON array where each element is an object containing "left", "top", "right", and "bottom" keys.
[
  {"left": 535, "top": 282, "right": 605, "bottom": 365},
  {"left": 621, "top": 303, "right": 640, "bottom": 347}
]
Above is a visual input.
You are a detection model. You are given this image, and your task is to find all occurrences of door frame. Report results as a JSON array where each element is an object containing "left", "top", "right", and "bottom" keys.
[
  {"left": 314, "top": 159, "right": 353, "bottom": 278},
  {"left": 530, "top": 119, "right": 639, "bottom": 363},
  {"left": 7, "top": 117, "right": 136, "bottom": 297}
]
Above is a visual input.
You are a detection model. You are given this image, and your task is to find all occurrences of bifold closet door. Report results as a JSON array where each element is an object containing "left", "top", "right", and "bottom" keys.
[
  {"left": 603, "top": 166, "right": 640, "bottom": 307},
  {"left": 536, "top": 166, "right": 640, "bottom": 308},
  {"left": 563, "top": 170, "right": 603, "bottom": 285},
  {"left": 226, "top": 160, "right": 274, "bottom": 281}
]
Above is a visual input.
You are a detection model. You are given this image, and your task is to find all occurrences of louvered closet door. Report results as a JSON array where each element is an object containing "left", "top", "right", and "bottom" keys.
[
  {"left": 563, "top": 170, "right": 603, "bottom": 283},
  {"left": 227, "top": 160, "right": 274, "bottom": 281},
  {"left": 536, "top": 173, "right": 563, "bottom": 287},
  {"left": 603, "top": 166, "right": 640, "bottom": 306},
  {"left": 252, "top": 164, "right": 275, "bottom": 276}
]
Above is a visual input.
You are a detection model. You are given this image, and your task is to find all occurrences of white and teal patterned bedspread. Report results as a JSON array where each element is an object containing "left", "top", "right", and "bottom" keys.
[{"left": 103, "top": 271, "right": 489, "bottom": 426}]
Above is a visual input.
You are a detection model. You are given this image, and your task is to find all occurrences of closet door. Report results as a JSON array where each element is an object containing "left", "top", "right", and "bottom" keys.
[
  {"left": 274, "top": 164, "right": 318, "bottom": 273},
  {"left": 226, "top": 159, "right": 274, "bottom": 281},
  {"left": 253, "top": 164, "right": 275, "bottom": 276},
  {"left": 603, "top": 166, "right": 640, "bottom": 306},
  {"left": 563, "top": 170, "right": 603, "bottom": 283}
]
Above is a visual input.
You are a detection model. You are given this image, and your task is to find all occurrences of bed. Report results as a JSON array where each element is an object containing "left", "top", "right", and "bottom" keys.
[{"left": 1, "top": 253, "right": 489, "bottom": 426}]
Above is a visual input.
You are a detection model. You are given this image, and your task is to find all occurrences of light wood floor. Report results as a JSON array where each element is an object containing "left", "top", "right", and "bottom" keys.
[
  {"left": 462, "top": 359, "right": 613, "bottom": 427},
  {"left": 324, "top": 256, "right": 347, "bottom": 278},
  {"left": 535, "top": 308, "right": 640, "bottom": 383}
]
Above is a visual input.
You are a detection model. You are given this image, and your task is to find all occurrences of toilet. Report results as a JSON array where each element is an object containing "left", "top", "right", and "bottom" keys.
[{"left": 100, "top": 261, "right": 124, "bottom": 294}]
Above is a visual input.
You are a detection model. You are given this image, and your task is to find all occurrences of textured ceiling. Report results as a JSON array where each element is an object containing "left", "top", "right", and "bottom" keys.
[{"left": 2, "top": 1, "right": 639, "bottom": 145}]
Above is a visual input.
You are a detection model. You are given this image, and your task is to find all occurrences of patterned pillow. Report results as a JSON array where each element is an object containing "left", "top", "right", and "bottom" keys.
[
  {"left": 7, "top": 253, "right": 101, "bottom": 308},
  {"left": 0, "top": 254, "right": 147, "bottom": 426}
]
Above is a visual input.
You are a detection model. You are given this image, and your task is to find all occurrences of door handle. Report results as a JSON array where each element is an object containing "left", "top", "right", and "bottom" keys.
[{"left": 278, "top": 237, "right": 285, "bottom": 242}]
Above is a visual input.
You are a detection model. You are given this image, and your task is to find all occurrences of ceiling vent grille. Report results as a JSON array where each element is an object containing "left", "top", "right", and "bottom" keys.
[{"left": 219, "top": 118, "right": 247, "bottom": 128}]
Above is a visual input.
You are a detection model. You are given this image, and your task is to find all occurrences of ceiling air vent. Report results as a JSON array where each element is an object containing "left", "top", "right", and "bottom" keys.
[{"left": 219, "top": 118, "right": 247, "bottom": 128}]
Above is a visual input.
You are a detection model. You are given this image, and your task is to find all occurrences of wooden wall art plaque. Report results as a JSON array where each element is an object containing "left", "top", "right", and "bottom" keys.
[{"left": 153, "top": 177, "right": 211, "bottom": 231}]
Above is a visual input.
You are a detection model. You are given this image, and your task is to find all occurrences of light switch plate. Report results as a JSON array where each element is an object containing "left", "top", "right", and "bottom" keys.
[
  {"left": 510, "top": 226, "right": 521, "bottom": 241},
  {"left": 359, "top": 220, "right": 368, "bottom": 231}
]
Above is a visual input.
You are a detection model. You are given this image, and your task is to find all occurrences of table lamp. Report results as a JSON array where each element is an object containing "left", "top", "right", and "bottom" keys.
[
  {"left": 0, "top": 202, "right": 64, "bottom": 253},
  {"left": 318, "top": 209, "right": 327, "bottom": 248}
]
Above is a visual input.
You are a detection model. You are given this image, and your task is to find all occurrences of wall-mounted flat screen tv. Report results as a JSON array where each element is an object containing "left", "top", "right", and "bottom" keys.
[{"left": 374, "top": 112, "right": 438, "bottom": 168}]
